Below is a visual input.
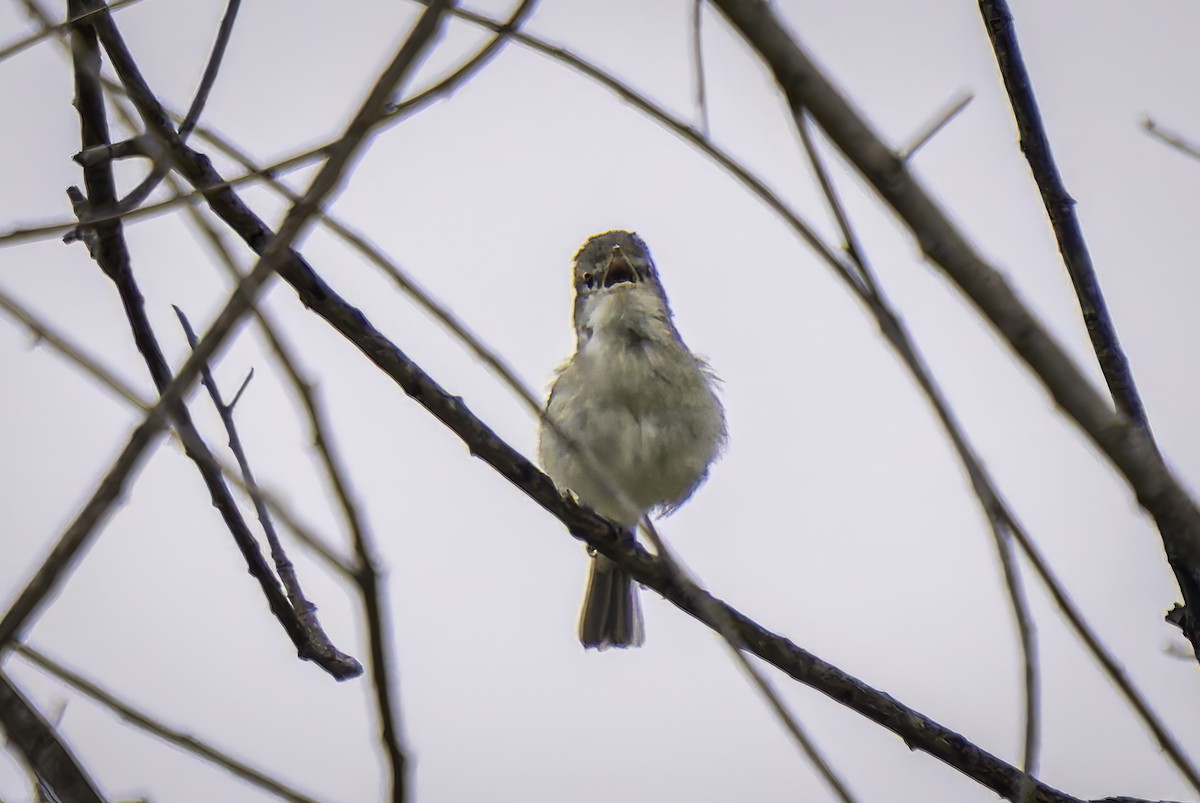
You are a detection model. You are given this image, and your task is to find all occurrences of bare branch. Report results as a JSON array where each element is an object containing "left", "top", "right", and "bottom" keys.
[
  {"left": 18, "top": 0, "right": 358, "bottom": 588},
  {"left": 978, "top": 0, "right": 1149, "bottom": 430},
  {"left": 0, "top": 669, "right": 105, "bottom": 803},
  {"left": 15, "top": 644, "right": 320, "bottom": 803},
  {"left": 172, "top": 306, "right": 358, "bottom": 678},
  {"left": 277, "top": 349, "right": 410, "bottom": 802},
  {"left": 0, "top": 284, "right": 150, "bottom": 410}
]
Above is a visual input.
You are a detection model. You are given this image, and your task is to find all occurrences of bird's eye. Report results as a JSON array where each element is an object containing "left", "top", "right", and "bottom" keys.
[{"left": 582, "top": 271, "right": 595, "bottom": 289}]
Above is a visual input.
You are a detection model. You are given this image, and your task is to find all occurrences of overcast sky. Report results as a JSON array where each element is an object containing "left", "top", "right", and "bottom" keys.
[{"left": 2, "top": 1, "right": 1200, "bottom": 801}]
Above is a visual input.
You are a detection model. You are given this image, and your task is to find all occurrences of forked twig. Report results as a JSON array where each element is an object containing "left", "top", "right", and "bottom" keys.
[{"left": 173, "top": 307, "right": 355, "bottom": 672}]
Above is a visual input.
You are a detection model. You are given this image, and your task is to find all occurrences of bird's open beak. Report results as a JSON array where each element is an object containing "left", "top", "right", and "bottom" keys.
[{"left": 602, "top": 245, "right": 639, "bottom": 288}]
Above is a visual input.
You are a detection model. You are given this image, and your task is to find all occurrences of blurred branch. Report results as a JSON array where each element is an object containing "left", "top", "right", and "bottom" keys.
[
  {"left": 689, "top": 0, "right": 709, "bottom": 136},
  {"left": 711, "top": 0, "right": 1200, "bottom": 673},
  {"left": 271, "top": 338, "right": 411, "bottom": 803},
  {"left": 0, "top": 0, "right": 142, "bottom": 64},
  {"left": 13, "top": 645, "right": 320, "bottom": 803},
  {"left": 63, "top": 0, "right": 361, "bottom": 681},
  {"left": 0, "top": 669, "right": 105, "bottom": 803},
  {"left": 1143, "top": 118, "right": 1200, "bottom": 164},
  {"left": 898, "top": 91, "right": 974, "bottom": 161},
  {"left": 0, "top": 284, "right": 150, "bottom": 410}
]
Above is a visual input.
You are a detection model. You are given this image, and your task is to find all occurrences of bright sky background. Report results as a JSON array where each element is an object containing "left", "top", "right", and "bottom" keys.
[{"left": 2, "top": 1, "right": 1199, "bottom": 801}]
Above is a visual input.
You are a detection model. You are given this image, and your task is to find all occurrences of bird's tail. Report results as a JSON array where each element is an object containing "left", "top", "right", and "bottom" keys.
[{"left": 579, "top": 553, "right": 645, "bottom": 649}]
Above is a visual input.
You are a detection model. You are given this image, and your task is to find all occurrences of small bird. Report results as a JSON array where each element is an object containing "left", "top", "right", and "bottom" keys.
[{"left": 538, "top": 230, "right": 726, "bottom": 649}]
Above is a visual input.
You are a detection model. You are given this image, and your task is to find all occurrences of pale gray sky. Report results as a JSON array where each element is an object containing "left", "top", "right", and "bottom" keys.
[{"left": 1, "top": 1, "right": 1199, "bottom": 801}]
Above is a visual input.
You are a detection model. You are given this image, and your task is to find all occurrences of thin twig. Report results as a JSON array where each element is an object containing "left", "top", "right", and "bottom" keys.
[
  {"left": 795, "top": 115, "right": 875, "bottom": 296},
  {"left": 898, "top": 91, "right": 974, "bottom": 161},
  {"left": 1000, "top": 508, "right": 1199, "bottom": 798},
  {"left": 179, "top": 0, "right": 241, "bottom": 138},
  {"left": 0, "top": 283, "right": 150, "bottom": 410},
  {"left": 112, "top": 0, "right": 525, "bottom": 217},
  {"left": 690, "top": 0, "right": 710, "bottom": 136},
  {"left": 0, "top": 669, "right": 105, "bottom": 803},
  {"left": 14, "top": 644, "right": 319, "bottom": 803},
  {"left": 977, "top": 0, "right": 1149, "bottom": 432},
  {"left": 189, "top": 243, "right": 412, "bottom": 801},
  {"left": 118, "top": 0, "right": 243, "bottom": 212},
  {"left": 1143, "top": 118, "right": 1200, "bottom": 163}
]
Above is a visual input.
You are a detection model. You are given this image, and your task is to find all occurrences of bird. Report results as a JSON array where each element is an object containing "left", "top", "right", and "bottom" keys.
[{"left": 538, "top": 230, "right": 726, "bottom": 649}]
